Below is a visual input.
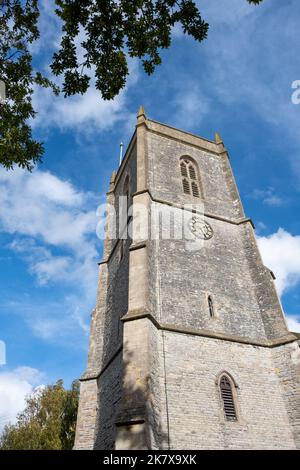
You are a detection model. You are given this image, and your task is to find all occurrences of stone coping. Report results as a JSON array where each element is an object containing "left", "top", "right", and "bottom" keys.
[{"left": 80, "top": 315, "right": 298, "bottom": 382}]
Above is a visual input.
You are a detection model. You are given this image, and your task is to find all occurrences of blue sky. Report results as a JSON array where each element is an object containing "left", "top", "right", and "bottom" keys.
[{"left": 1, "top": 0, "right": 300, "bottom": 427}]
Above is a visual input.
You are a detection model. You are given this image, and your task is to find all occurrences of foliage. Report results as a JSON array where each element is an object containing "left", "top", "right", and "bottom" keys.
[
  {"left": 0, "top": 379, "right": 80, "bottom": 450},
  {"left": 0, "top": 0, "right": 59, "bottom": 170},
  {"left": 0, "top": 0, "right": 263, "bottom": 170},
  {"left": 52, "top": 0, "right": 263, "bottom": 100}
]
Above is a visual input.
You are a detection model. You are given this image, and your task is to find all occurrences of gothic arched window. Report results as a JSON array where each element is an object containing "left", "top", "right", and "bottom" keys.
[
  {"left": 180, "top": 157, "right": 202, "bottom": 198},
  {"left": 219, "top": 375, "right": 237, "bottom": 421}
]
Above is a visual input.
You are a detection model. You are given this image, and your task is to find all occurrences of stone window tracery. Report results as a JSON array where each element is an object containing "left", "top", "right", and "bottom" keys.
[{"left": 180, "top": 157, "right": 202, "bottom": 198}]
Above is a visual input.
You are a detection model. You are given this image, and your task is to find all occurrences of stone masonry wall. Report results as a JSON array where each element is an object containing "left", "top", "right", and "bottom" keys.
[
  {"left": 145, "top": 122, "right": 290, "bottom": 343},
  {"left": 160, "top": 330, "right": 296, "bottom": 449},
  {"left": 75, "top": 142, "right": 137, "bottom": 449},
  {"left": 272, "top": 341, "right": 300, "bottom": 448},
  {"left": 75, "top": 117, "right": 299, "bottom": 450},
  {"left": 74, "top": 379, "right": 98, "bottom": 450},
  {"left": 148, "top": 205, "right": 275, "bottom": 343},
  {"left": 147, "top": 130, "right": 244, "bottom": 221},
  {"left": 94, "top": 350, "right": 123, "bottom": 450}
]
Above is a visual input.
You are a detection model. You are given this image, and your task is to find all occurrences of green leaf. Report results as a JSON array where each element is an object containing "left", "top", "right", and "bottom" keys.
[
  {"left": 0, "top": 380, "right": 80, "bottom": 450},
  {"left": 0, "top": 0, "right": 264, "bottom": 170}
]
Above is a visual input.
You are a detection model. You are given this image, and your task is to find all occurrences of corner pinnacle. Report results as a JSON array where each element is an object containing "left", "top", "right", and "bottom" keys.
[
  {"left": 137, "top": 105, "right": 146, "bottom": 121},
  {"left": 215, "top": 132, "right": 223, "bottom": 144},
  {"left": 110, "top": 170, "right": 117, "bottom": 183},
  {"left": 109, "top": 171, "right": 116, "bottom": 190}
]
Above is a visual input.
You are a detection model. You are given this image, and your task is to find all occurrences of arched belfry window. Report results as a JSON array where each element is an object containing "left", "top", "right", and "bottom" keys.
[
  {"left": 219, "top": 375, "right": 237, "bottom": 421},
  {"left": 180, "top": 157, "right": 202, "bottom": 198}
]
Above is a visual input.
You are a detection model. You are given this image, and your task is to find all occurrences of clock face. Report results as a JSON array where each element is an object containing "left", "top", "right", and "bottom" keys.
[{"left": 188, "top": 216, "right": 213, "bottom": 240}]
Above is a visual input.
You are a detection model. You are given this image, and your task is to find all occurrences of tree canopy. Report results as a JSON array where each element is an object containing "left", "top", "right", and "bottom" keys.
[
  {"left": 0, "top": 0, "right": 263, "bottom": 170},
  {"left": 0, "top": 379, "right": 79, "bottom": 450}
]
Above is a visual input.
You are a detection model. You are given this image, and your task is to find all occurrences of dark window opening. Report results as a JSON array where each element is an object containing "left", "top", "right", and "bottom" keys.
[
  {"left": 208, "top": 295, "right": 214, "bottom": 318},
  {"left": 220, "top": 375, "right": 237, "bottom": 421},
  {"left": 189, "top": 165, "right": 197, "bottom": 180},
  {"left": 180, "top": 157, "right": 202, "bottom": 198},
  {"left": 180, "top": 162, "right": 188, "bottom": 177}
]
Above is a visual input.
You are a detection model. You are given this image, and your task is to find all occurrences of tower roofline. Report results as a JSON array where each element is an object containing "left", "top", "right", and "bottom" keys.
[
  {"left": 112, "top": 114, "right": 226, "bottom": 192},
  {"left": 142, "top": 117, "right": 225, "bottom": 157},
  {"left": 148, "top": 117, "right": 217, "bottom": 146},
  {"left": 135, "top": 106, "right": 218, "bottom": 146}
]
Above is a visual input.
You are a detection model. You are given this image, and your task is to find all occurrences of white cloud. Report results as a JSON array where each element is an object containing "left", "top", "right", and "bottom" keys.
[
  {"left": 169, "top": 0, "right": 300, "bottom": 179},
  {"left": 257, "top": 228, "right": 300, "bottom": 333},
  {"left": 286, "top": 316, "right": 300, "bottom": 334},
  {"left": 255, "top": 221, "right": 267, "bottom": 234},
  {"left": 0, "top": 367, "right": 44, "bottom": 431},
  {"left": 198, "top": 0, "right": 258, "bottom": 26},
  {"left": 0, "top": 167, "right": 100, "bottom": 342},
  {"left": 32, "top": 83, "right": 136, "bottom": 137},
  {"left": 172, "top": 86, "right": 212, "bottom": 130},
  {"left": 0, "top": 167, "right": 96, "bottom": 249},
  {"left": 27, "top": 171, "right": 84, "bottom": 206},
  {"left": 29, "top": 0, "right": 138, "bottom": 136},
  {"left": 257, "top": 228, "right": 300, "bottom": 296},
  {"left": 31, "top": 254, "right": 72, "bottom": 285},
  {"left": 29, "top": 0, "right": 61, "bottom": 55},
  {"left": 251, "top": 188, "right": 284, "bottom": 207},
  {"left": 263, "top": 195, "right": 284, "bottom": 207}
]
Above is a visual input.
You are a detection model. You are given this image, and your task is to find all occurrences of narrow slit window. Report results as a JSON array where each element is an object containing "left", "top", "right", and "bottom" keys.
[
  {"left": 208, "top": 295, "right": 214, "bottom": 318},
  {"left": 220, "top": 375, "right": 237, "bottom": 421}
]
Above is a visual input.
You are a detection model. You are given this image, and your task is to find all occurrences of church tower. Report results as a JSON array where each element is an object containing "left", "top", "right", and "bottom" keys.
[{"left": 74, "top": 108, "right": 300, "bottom": 450}]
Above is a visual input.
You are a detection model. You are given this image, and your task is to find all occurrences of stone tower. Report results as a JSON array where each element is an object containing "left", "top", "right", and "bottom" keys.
[{"left": 74, "top": 108, "right": 300, "bottom": 450}]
